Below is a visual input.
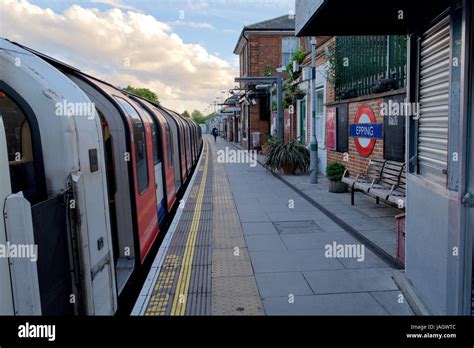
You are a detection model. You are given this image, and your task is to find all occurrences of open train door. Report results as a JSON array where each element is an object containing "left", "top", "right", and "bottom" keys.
[
  {"left": 0, "top": 117, "right": 41, "bottom": 315},
  {"left": 69, "top": 160, "right": 117, "bottom": 315},
  {"left": 0, "top": 116, "right": 14, "bottom": 314}
]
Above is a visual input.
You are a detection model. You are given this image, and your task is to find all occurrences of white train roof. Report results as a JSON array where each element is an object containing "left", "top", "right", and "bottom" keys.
[{"left": 0, "top": 38, "right": 103, "bottom": 197}]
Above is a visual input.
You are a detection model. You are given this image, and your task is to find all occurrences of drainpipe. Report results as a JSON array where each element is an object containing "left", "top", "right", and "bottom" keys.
[
  {"left": 310, "top": 36, "right": 319, "bottom": 184},
  {"left": 277, "top": 70, "right": 284, "bottom": 139},
  {"left": 243, "top": 32, "right": 251, "bottom": 151}
]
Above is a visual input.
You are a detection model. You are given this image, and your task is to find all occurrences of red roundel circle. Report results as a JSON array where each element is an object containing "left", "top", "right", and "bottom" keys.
[{"left": 354, "top": 106, "right": 377, "bottom": 157}]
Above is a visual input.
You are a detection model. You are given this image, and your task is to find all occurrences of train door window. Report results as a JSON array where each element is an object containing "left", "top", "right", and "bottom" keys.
[
  {"left": 113, "top": 96, "right": 149, "bottom": 195},
  {"left": 0, "top": 91, "right": 37, "bottom": 202},
  {"left": 97, "top": 109, "right": 119, "bottom": 263},
  {"left": 164, "top": 123, "right": 173, "bottom": 168},
  {"left": 151, "top": 119, "right": 161, "bottom": 165}
]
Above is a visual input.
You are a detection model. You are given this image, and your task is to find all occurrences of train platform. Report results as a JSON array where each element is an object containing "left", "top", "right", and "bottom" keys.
[
  {"left": 132, "top": 135, "right": 413, "bottom": 316},
  {"left": 132, "top": 137, "right": 264, "bottom": 315}
]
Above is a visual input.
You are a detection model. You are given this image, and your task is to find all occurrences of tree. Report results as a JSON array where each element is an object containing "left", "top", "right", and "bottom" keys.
[
  {"left": 123, "top": 85, "right": 160, "bottom": 105},
  {"left": 182, "top": 110, "right": 191, "bottom": 118},
  {"left": 190, "top": 109, "right": 207, "bottom": 124}
]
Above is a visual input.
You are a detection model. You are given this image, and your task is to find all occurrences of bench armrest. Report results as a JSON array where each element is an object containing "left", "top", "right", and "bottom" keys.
[
  {"left": 388, "top": 184, "right": 396, "bottom": 195},
  {"left": 367, "top": 178, "right": 376, "bottom": 191}
]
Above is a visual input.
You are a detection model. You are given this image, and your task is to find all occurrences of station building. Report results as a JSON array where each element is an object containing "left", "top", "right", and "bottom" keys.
[
  {"left": 296, "top": 0, "right": 474, "bottom": 315},
  {"left": 234, "top": 15, "right": 306, "bottom": 150}
]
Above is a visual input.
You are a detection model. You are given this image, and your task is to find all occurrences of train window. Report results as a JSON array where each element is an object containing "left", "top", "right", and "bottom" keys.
[
  {"left": 151, "top": 119, "right": 160, "bottom": 165},
  {"left": 113, "top": 96, "right": 149, "bottom": 195},
  {"left": 164, "top": 123, "right": 173, "bottom": 168},
  {"left": 0, "top": 91, "right": 37, "bottom": 202}
]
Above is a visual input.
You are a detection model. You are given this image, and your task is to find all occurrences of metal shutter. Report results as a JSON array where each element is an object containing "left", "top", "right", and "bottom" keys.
[{"left": 417, "top": 16, "right": 450, "bottom": 185}]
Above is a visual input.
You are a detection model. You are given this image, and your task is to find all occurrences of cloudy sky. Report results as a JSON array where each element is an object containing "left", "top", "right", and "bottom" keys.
[{"left": 0, "top": 0, "right": 295, "bottom": 113}]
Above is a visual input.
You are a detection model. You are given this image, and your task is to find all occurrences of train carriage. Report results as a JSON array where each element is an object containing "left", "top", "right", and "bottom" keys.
[
  {"left": 0, "top": 38, "right": 202, "bottom": 316},
  {"left": 133, "top": 97, "right": 183, "bottom": 196},
  {"left": 0, "top": 39, "right": 117, "bottom": 315}
]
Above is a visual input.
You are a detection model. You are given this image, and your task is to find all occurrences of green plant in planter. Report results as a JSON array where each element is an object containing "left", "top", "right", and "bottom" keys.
[
  {"left": 326, "top": 161, "right": 348, "bottom": 181},
  {"left": 326, "top": 162, "right": 349, "bottom": 193},
  {"left": 265, "top": 139, "right": 310, "bottom": 174}
]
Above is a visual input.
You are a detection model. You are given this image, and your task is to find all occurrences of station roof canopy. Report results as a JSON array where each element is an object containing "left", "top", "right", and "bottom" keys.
[{"left": 295, "top": 0, "right": 451, "bottom": 36}]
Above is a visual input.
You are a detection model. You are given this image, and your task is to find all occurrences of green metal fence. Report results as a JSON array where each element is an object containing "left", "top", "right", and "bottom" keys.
[{"left": 334, "top": 35, "right": 407, "bottom": 99}]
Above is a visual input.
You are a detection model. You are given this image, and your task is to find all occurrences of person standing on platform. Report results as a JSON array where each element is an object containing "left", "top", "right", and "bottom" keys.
[{"left": 212, "top": 127, "right": 218, "bottom": 143}]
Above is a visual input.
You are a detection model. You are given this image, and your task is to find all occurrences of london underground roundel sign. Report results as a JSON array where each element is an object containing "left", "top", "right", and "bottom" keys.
[{"left": 349, "top": 106, "right": 382, "bottom": 157}]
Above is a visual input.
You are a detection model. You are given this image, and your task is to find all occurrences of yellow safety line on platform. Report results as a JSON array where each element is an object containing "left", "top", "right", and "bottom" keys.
[{"left": 170, "top": 140, "right": 209, "bottom": 315}]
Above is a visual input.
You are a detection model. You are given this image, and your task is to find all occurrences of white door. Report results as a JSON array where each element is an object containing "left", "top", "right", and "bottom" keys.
[
  {"left": 0, "top": 117, "right": 14, "bottom": 315},
  {"left": 0, "top": 116, "right": 40, "bottom": 315}
]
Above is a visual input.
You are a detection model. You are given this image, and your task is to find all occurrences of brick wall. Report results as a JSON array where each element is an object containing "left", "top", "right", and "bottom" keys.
[
  {"left": 249, "top": 98, "right": 269, "bottom": 147},
  {"left": 249, "top": 35, "right": 286, "bottom": 77}
]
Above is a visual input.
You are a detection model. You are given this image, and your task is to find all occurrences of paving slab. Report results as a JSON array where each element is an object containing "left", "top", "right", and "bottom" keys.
[
  {"left": 255, "top": 272, "right": 314, "bottom": 298},
  {"left": 303, "top": 268, "right": 398, "bottom": 294},
  {"left": 249, "top": 249, "right": 345, "bottom": 273},
  {"left": 273, "top": 221, "right": 325, "bottom": 234},
  {"left": 370, "top": 290, "right": 414, "bottom": 315},
  {"left": 281, "top": 232, "right": 360, "bottom": 250},
  {"left": 337, "top": 248, "right": 391, "bottom": 269},
  {"left": 241, "top": 222, "right": 279, "bottom": 235},
  {"left": 262, "top": 293, "right": 388, "bottom": 315},
  {"left": 244, "top": 234, "right": 287, "bottom": 252}
]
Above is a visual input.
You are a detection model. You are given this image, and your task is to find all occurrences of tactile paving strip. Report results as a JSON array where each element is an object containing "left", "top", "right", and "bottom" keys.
[
  {"left": 144, "top": 141, "right": 213, "bottom": 316},
  {"left": 209, "top": 143, "right": 265, "bottom": 315}
]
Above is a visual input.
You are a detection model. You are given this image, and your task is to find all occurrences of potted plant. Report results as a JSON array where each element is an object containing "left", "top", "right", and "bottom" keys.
[
  {"left": 265, "top": 139, "right": 310, "bottom": 175},
  {"left": 372, "top": 77, "right": 399, "bottom": 94},
  {"left": 262, "top": 133, "right": 276, "bottom": 155},
  {"left": 326, "top": 162, "right": 349, "bottom": 193}
]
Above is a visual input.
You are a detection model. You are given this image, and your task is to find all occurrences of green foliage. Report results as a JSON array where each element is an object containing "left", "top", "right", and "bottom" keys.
[
  {"left": 264, "top": 133, "right": 279, "bottom": 147},
  {"left": 124, "top": 85, "right": 160, "bottom": 105},
  {"left": 286, "top": 47, "right": 307, "bottom": 82},
  {"left": 326, "top": 161, "right": 348, "bottom": 182},
  {"left": 191, "top": 109, "right": 207, "bottom": 124},
  {"left": 265, "top": 64, "right": 272, "bottom": 77},
  {"left": 293, "top": 47, "right": 306, "bottom": 64},
  {"left": 182, "top": 110, "right": 191, "bottom": 118},
  {"left": 283, "top": 80, "right": 305, "bottom": 108},
  {"left": 323, "top": 41, "right": 340, "bottom": 87},
  {"left": 265, "top": 138, "right": 310, "bottom": 174},
  {"left": 283, "top": 47, "right": 308, "bottom": 108},
  {"left": 271, "top": 100, "right": 277, "bottom": 112}
]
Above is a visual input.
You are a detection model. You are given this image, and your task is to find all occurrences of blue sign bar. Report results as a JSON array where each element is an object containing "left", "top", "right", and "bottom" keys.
[{"left": 349, "top": 123, "right": 383, "bottom": 139}]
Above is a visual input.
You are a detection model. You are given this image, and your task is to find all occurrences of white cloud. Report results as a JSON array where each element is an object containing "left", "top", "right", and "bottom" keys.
[
  {"left": 170, "top": 20, "right": 215, "bottom": 30},
  {"left": 0, "top": 0, "right": 237, "bottom": 112},
  {"left": 89, "top": 0, "right": 138, "bottom": 11}
]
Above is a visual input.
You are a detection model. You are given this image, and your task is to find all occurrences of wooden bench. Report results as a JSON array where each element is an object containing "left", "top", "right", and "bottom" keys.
[
  {"left": 342, "top": 159, "right": 406, "bottom": 209},
  {"left": 342, "top": 158, "right": 385, "bottom": 205}
]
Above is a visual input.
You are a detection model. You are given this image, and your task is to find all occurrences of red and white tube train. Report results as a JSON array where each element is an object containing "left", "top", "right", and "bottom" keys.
[{"left": 0, "top": 38, "right": 202, "bottom": 315}]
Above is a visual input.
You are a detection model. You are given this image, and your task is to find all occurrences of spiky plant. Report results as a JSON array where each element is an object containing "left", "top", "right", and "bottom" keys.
[{"left": 265, "top": 139, "right": 310, "bottom": 174}]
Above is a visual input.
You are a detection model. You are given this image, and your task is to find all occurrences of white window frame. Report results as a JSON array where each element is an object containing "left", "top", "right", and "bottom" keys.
[{"left": 282, "top": 37, "right": 300, "bottom": 67}]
